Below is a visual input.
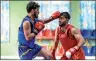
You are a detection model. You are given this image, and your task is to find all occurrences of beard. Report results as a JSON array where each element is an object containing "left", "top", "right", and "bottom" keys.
[
  {"left": 59, "top": 21, "right": 66, "bottom": 27},
  {"left": 34, "top": 13, "right": 38, "bottom": 18}
]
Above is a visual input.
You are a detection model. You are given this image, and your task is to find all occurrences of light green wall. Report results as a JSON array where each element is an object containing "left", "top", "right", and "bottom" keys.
[
  {"left": 71, "top": 1, "right": 80, "bottom": 28},
  {"left": 1, "top": 1, "right": 80, "bottom": 56},
  {"left": 1, "top": 1, "right": 29, "bottom": 56}
]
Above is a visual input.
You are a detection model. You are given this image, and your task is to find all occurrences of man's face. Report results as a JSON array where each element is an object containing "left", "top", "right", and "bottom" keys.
[
  {"left": 59, "top": 16, "right": 68, "bottom": 27},
  {"left": 33, "top": 8, "right": 39, "bottom": 18}
]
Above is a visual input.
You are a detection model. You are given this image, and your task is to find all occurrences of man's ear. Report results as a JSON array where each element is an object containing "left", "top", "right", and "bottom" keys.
[
  {"left": 31, "top": 9, "right": 35, "bottom": 14},
  {"left": 31, "top": 9, "right": 33, "bottom": 12},
  {"left": 66, "top": 18, "right": 68, "bottom": 21}
]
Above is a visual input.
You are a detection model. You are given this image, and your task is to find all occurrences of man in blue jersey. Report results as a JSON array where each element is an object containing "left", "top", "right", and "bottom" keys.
[{"left": 18, "top": 1, "right": 60, "bottom": 60}]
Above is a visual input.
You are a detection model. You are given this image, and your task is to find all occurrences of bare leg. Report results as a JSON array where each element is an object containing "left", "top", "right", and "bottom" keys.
[{"left": 36, "top": 47, "right": 52, "bottom": 60}]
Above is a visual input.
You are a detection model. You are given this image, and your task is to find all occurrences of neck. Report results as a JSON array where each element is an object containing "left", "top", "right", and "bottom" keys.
[
  {"left": 61, "top": 23, "right": 68, "bottom": 29},
  {"left": 28, "top": 13, "right": 35, "bottom": 21},
  {"left": 60, "top": 24, "right": 68, "bottom": 33}
]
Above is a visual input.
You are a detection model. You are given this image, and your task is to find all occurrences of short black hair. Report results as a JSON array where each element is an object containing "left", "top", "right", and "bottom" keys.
[
  {"left": 26, "top": 1, "right": 40, "bottom": 13},
  {"left": 60, "top": 12, "right": 70, "bottom": 20}
]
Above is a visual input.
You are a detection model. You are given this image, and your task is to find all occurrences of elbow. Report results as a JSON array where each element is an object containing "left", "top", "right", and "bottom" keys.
[
  {"left": 25, "top": 37, "right": 31, "bottom": 41},
  {"left": 25, "top": 35, "right": 35, "bottom": 41},
  {"left": 83, "top": 40, "right": 85, "bottom": 45},
  {"left": 24, "top": 33, "right": 36, "bottom": 41},
  {"left": 26, "top": 38, "right": 30, "bottom": 41},
  {"left": 82, "top": 38, "right": 85, "bottom": 46},
  {"left": 43, "top": 21, "right": 46, "bottom": 24}
]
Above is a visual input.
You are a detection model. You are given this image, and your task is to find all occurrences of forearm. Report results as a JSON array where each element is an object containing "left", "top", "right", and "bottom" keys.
[
  {"left": 27, "top": 33, "right": 36, "bottom": 40},
  {"left": 41, "top": 11, "right": 60, "bottom": 24},
  {"left": 27, "top": 20, "right": 45, "bottom": 40},
  {"left": 52, "top": 40, "right": 59, "bottom": 56},
  {"left": 25, "top": 29, "right": 39, "bottom": 41},
  {"left": 43, "top": 17, "right": 54, "bottom": 24},
  {"left": 65, "top": 40, "right": 85, "bottom": 59},
  {"left": 53, "top": 42, "right": 58, "bottom": 50},
  {"left": 77, "top": 39, "right": 85, "bottom": 48},
  {"left": 52, "top": 47, "right": 56, "bottom": 57}
]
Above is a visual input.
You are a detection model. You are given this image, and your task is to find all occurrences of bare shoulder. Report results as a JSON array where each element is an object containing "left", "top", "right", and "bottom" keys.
[
  {"left": 23, "top": 21, "right": 30, "bottom": 25},
  {"left": 23, "top": 21, "right": 30, "bottom": 26},
  {"left": 23, "top": 21, "right": 30, "bottom": 28},
  {"left": 71, "top": 28, "right": 79, "bottom": 35}
]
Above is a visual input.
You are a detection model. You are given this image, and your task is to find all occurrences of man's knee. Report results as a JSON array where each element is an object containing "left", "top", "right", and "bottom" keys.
[{"left": 44, "top": 56, "right": 52, "bottom": 60}]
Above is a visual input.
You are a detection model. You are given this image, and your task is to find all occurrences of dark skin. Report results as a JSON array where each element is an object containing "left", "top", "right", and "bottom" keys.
[
  {"left": 23, "top": 8, "right": 54, "bottom": 59},
  {"left": 23, "top": 8, "right": 54, "bottom": 41},
  {"left": 51, "top": 16, "right": 85, "bottom": 59}
]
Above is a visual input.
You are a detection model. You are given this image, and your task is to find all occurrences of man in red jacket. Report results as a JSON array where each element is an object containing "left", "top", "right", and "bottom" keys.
[{"left": 51, "top": 12, "right": 85, "bottom": 60}]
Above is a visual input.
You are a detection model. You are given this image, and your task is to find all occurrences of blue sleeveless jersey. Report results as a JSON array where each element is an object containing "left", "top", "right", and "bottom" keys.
[{"left": 18, "top": 15, "right": 38, "bottom": 48}]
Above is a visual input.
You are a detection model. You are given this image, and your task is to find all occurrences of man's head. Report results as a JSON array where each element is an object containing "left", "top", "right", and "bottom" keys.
[
  {"left": 59, "top": 12, "right": 70, "bottom": 27},
  {"left": 26, "top": 1, "right": 40, "bottom": 18}
]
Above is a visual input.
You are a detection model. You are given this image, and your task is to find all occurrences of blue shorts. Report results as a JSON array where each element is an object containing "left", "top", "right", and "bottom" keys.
[{"left": 18, "top": 44, "right": 42, "bottom": 60}]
